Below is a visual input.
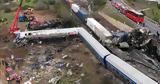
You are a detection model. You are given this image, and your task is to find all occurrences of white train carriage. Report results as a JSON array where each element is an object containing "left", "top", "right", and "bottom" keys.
[
  {"left": 16, "top": 28, "right": 78, "bottom": 39},
  {"left": 105, "top": 54, "right": 158, "bottom": 84},
  {"left": 86, "top": 18, "right": 112, "bottom": 42},
  {"left": 71, "top": 4, "right": 80, "bottom": 13}
]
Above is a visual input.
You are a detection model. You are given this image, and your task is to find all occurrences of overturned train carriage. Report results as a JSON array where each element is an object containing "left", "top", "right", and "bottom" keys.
[{"left": 16, "top": 28, "right": 78, "bottom": 39}]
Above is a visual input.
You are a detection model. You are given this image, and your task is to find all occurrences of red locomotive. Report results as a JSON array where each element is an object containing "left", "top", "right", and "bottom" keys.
[
  {"left": 124, "top": 9, "right": 144, "bottom": 23},
  {"left": 111, "top": 1, "right": 144, "bottom": 23}
]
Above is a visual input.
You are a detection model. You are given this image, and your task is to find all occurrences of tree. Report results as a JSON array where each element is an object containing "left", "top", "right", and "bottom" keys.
[
  {"left": 157, "top": 3, "right": 160, "bottom": 9},
  {"left": 88, "top": 0, "right": 106, "bottom": 11},
  {"left": 4, "top": 7, "right": 11, "bottom": 13},
  {"left": 34, "top": 0, "right": 49, "bottom": 10},
  {"left": 152, "top": 8, "right": 160, "bottom": 22},
  {"left": 48, "top": 0, "right": 55, "bottom": 5},
  {"left": 54, "top": 1, "right": 78, "bottom": 27}
]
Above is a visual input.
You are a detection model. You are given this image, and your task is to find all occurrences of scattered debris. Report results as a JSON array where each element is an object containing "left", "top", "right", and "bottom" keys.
[
  {"left": 66, "top": 63, "right": 70, "bottom": 68},
  {"left": 112, "top": 28, "right": 160, "bottom": 61},
  {"left": 80, "top": 73, "right": 85, "bottom": 77},
  {"left": 23, "top": 77, "right": 35, "bottom": 84},
  {"left": 67, "top": 69, "right": 73, "bottom": 76},
  {"left": 27, "top": 19, "right": 62, "bottom": 30},
  {"left": 75, "top": 79, "right": 81, "bottom": 84},
  {"left": 119, "top": 42, "right": 129, "bottom": 49},
  {"left": 24, "top": 81, "right": 32, "bottom": 84},
  {"left": 5, "top": 67, "right": 21, "bottom": 81},
  {"left": 0, "top": 17, "right": 7, "bottom": 23},
  {"left": 62, "top": 55, "right": 68, "bottom": 59},
  {"left": 48, "top": 76, "right": 61, "bottom": 84},
  {"left": 79, "top": 63, "right": 84, "bottom": 68},
  {"left": 55, "top": 62, "right": 65, "bottom": 69}
]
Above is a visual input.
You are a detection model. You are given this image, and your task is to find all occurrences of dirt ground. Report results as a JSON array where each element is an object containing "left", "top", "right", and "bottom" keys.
[{"left": 0, "top": 26, "right": 123, "bottom": 84}]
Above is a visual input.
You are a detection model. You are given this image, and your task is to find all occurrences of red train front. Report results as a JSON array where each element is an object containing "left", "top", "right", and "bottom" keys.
[
  {"left": 111, "top": 0, "right": 144, "bottom": 24},
  {"left": 124, "top": 9, "right": 144, "bottom": 23}
]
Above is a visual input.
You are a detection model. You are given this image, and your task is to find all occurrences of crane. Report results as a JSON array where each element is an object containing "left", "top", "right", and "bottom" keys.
[{"left": 9, "top": 0, "right": 24, "bottom": 33}]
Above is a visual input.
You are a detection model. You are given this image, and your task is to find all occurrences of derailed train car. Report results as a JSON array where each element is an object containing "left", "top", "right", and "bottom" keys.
[
  {"left": 71, "top": 3, "right": 112, "bottom": 42},
  {"left": 71, "top": 4, "right": 88, "bottom": 22},
  {"left": 105, "top": 54, "right": 158, "bottom": 84},
  {"left": 86, "top": 18, "right": 112, "bottom": 41}
]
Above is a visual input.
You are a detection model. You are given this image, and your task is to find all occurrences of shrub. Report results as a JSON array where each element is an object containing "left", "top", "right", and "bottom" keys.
[
  {"left": 34, "top": 0, "right": 49, "bottom": 10},
  {"left": 48, "top": 0, "right": 55, "bottom": 5},
  {"left": 23, "top": 5, "right": 30, "bottom": 10},
  {"left": 25, "top": 0, "right": 31, "bottom": 3},
  {"left": 152, "top": 7, "right": 160, "bottom": 22},
  {"left": 33, "top": 0, "right": 38, "bottom": 4},
  {"left": 88, "top": 0, "right": 106, "bottom": 11},
  {"left": 157, "top": 4, "right": 160, "bottom": 9},
  {"left": 4, "top": 7, "right": 11, "bottom": 13}
]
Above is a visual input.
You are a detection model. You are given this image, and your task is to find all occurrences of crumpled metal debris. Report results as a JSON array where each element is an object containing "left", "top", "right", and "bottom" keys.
[
  {"left": 119, "top": 42, "right": 129, "bottom": 49},
  {"left": 112, "top": 28, "right": 160, "bottom": 61},
  {"left": 55, "top": 62, "right": 65, "bottom": 69},
  {"left": 48, "top": 76, "right": 61, "bottom": 84},
  {"left": 67, "top": 69, "right": 73, "bottom": 76}
]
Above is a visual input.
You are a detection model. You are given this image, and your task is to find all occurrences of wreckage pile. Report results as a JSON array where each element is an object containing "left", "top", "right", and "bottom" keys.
[
  {"left": 106, "top": 29, "right": 160, "bottom": 82},
  {"left": 112, "top": 28, "right": 160, "bottom": 62},
  {"left": 27, "top": 19, "right": 63, "bottom": 30}
]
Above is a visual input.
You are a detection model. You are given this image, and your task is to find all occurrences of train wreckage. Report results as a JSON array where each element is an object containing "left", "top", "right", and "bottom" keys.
[{"left": 15, "top": 27, "right": 158, "bottom": 84}]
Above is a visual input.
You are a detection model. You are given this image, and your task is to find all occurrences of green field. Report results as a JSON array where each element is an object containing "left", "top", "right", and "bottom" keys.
[{"left": 0, "top": 10, "right": 14, "bottom": 26}]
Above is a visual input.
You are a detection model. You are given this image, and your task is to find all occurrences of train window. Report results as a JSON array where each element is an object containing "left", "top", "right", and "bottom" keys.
[
  {"left": 131, "top": 12, "right": 137, "bottom": 17},
  {"left": 28, "top": 33, "right": 32, "bottom": 36},
  {"left": 129, "top": 80, "right": 135, "bottom": 84},
  {"left": 116, "top": 70, "right": 120, "bottom": 75}
]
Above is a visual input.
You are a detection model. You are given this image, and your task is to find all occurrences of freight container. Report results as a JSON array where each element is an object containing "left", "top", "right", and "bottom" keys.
[
  {"left": 71, "top": 4, "right": 80, "bottom": 13},
  {"left": 86, "top": 18, "right": 112, "bottom": 41},
  {"left": 76, "top": 8, "right": 88, "bottom": 22}
]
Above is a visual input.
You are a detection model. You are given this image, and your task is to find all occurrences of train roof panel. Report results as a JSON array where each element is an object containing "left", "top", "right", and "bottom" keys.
[
  {"left": 129, "top": 9, "right": 144, "bottom": 15},
  {"left": 78, "top": 29, "right": 111, "bottom": 57},
  {"left": 87, "top": 18, "right": 112, "bottom": 37}
]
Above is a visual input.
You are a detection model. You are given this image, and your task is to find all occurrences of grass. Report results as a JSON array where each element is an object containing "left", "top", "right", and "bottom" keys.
[
  {"left": 1, "top": 0, "right": 37, "bottom": 19},
  {"left": 58, "top": 75, "right": 78, "bottom": 84},
  {"left": 0, "top": 0, "right": 37, "bottom": 29},
  {"left": 54, "top": 2, "right": 71, "bottom": 18},
  {"left": 15, "top": 0, "right": 38, "bottom": 9},
  {"left": 23, "top": 0, "right": 37, "bottom": 7},
  {"left": 145, "top": 4, "right": 160, "bottom": 22},
  {"left": 0, "top": 10, "right": 14, "bottom": 26},
  {"left": 101, "top": 3, "right": 136, "bottom": 28}
]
